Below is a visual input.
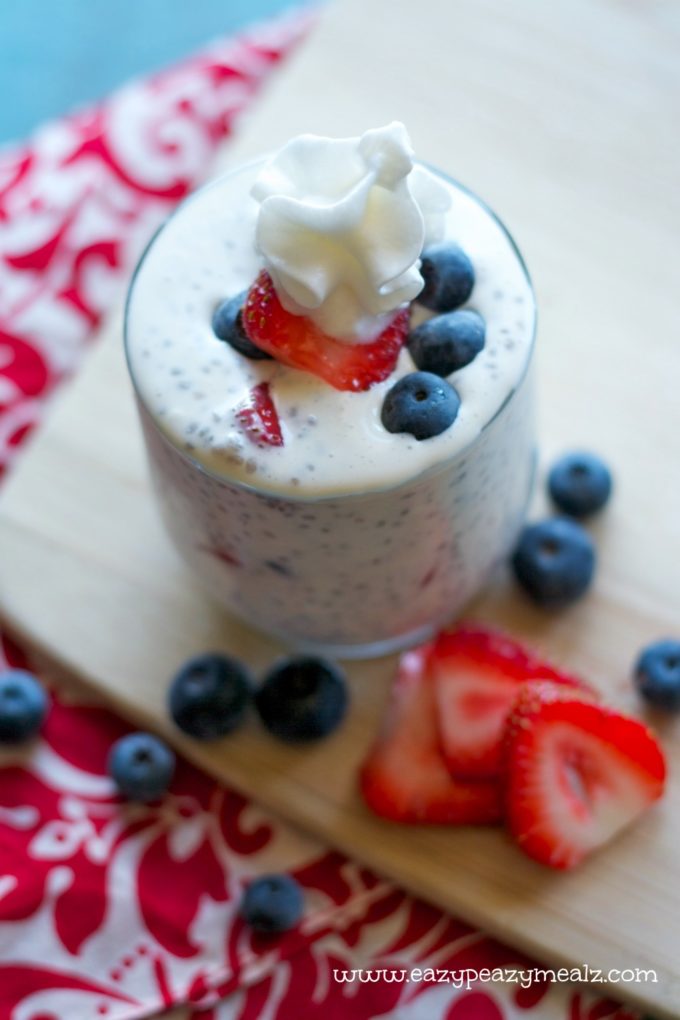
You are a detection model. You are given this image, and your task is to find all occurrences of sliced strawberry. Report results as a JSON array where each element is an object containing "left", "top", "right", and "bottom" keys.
[
  {"left": 235, "top": 382, "right": 283, "bottom": 448},
  {"left": 359, "top": 645, "right": 503, "bottom": 825},
  {"left": 504, "top": 682, "right": 666, "bottom": 869},
  {"left": 431, "top": 624, "right": 592, "bottom": 780},
  {"left": 242, "top": 270, "right": 409, "bottom": 392}
]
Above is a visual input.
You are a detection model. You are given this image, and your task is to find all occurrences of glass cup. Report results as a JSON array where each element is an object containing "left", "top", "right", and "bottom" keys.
[{"left": 125, "top": 161, "right": 536, "bottom": 659}]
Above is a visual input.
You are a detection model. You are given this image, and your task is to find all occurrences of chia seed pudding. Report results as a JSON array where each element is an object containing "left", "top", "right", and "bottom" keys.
[{"left": 125, "top": 126, "right": 536, "bottom": 657}]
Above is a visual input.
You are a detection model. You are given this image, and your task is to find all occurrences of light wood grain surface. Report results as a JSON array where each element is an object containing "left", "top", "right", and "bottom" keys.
[{"left": 1, "top": 0, "right": 679, "bottom": 1016}]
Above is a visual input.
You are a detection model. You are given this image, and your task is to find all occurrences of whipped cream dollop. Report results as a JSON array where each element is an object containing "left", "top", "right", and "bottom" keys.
[{"left": 250, "top": 122, "right": 451, "bottom": 341}]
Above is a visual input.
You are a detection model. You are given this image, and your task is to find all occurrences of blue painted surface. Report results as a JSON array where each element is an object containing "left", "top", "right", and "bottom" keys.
[{"left": 0, "top": 0, "right": 299, "bottom": 144}]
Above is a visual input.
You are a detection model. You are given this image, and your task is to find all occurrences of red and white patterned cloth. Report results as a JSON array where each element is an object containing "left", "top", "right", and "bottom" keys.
[{"left": 0, "top": 11, "right": 640, "bottom": 1020}]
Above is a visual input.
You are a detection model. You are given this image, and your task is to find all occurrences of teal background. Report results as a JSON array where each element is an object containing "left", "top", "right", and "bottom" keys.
[{"left": 0, "top": 0, "right": 298, "bottom": 144}]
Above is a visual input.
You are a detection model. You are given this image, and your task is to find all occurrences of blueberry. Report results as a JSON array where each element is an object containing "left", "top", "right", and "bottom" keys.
[
  {"left": 511, "top": 518, "right": 596, "bottom": 606},
  {"left": 240, "top": 874, "right": 303, "bottom": 934},
  {"left": 548, "top": 451, "right": 613, "bottom": 518},
  {"left": 109, "top": 732, "right": 175, "bottom": 802},
  {"left": 212, "top": 292, "right": 271, "bottom": 360},
  {"left": 634, "top": 639, "right": 680, "bottom": 711},
  {"left": 0, "top": 670, "right": 48, "bottom": 743},
  {"left": 418, "top": 244, "right": 475, "bottom": 312},
  {"left": 169, "top": 653, "right": 253, "bottom": 740},
  {"left": 408, "top": 310, "right": 485, "bottom": 377},
  {"left": 381, "top": 371, "right": 460, "bottom": 440},
  {"left": 255, "top": 656, "right": 348, "bottom": 742}
]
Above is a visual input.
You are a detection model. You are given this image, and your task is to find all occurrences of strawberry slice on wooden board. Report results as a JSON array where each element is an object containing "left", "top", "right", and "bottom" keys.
[
  {"left": 359, "top": 645, "right": 503, "bottom": 825},
  {"left": 504, "top": 682, "right": 666, "bottom": 870},
  {"left": 242, "top": 271, "right": 409, "bottom": 392},
  {"left": 431, "top": 624, "right": 592, "bottom": 780},
  {"left": 235, "top": 382, "right": 284, "bottom": 448}
]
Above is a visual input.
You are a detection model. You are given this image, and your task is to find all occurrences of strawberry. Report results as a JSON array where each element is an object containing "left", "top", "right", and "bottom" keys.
[
  {"left": 242, "top": 271, "right": 409, "bottom": 392},
  {"left": 359, "top": 645, "right": 503, "bottom": 825},
  {"left": 235, "top": 382, "right": 283, "bottom": 448},
  {"left": 504, "top": 682, "right": 666, "bottom": 869},
  {"left": 199, "top": 545, "right": 242, "bottom": 568},
  {"left": 431, "top": 625, "right": 591, "bottom": 780}
]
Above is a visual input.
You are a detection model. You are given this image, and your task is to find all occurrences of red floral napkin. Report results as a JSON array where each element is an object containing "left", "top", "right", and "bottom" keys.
[{"left": 0, "top": 11, "right": 640, "bottom": 1020}]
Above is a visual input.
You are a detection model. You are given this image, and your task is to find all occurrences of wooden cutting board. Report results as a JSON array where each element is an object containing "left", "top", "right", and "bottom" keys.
[{"left": 1, "top": 0, "right": 679, "bottom": 1015}]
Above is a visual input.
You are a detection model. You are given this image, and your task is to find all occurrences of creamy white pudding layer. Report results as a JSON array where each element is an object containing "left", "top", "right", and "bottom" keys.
[{"left": 126, "top": 161, "right": 534, "bottom": 499}]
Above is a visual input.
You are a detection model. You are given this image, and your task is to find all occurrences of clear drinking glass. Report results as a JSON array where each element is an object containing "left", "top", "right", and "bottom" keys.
[{"left": 125, "top": 161, "right": 536, "bottom": 659}]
